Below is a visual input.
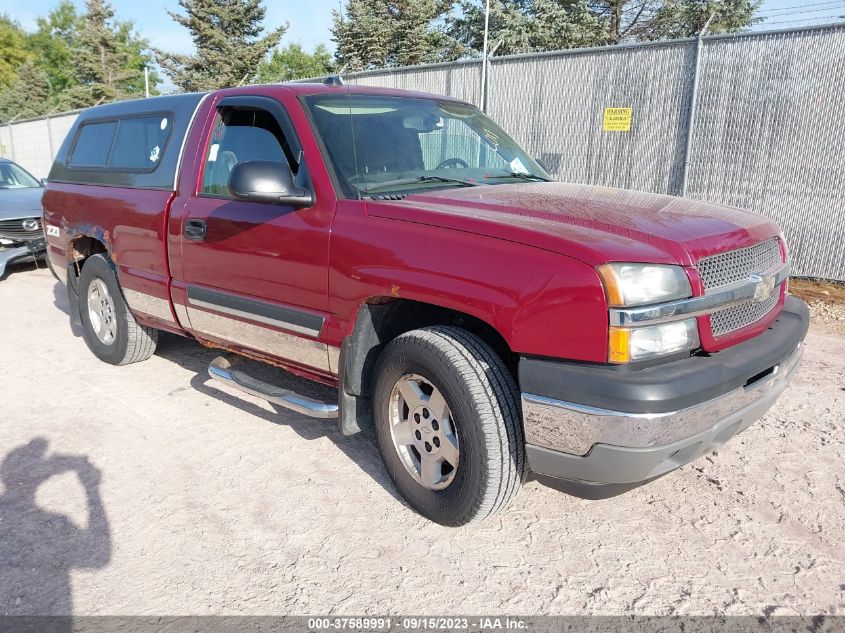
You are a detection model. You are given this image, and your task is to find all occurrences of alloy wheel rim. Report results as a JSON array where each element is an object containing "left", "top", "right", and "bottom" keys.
[
  {"left": 388, "top": 374, "right": 459, "bottom": 490},
  {"left": 87, "top": 278, "right": 117, "bottom": 345}
]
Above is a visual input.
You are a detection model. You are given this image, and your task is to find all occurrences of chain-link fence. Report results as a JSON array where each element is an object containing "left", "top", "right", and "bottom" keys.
[{"left": 2, "top": 23, "right": 843, "bottom": 279}]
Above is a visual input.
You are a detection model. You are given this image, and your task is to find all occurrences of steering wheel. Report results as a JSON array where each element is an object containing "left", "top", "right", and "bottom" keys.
[{"left": 435, "top": 157, "right": 469, "bottom": 170}]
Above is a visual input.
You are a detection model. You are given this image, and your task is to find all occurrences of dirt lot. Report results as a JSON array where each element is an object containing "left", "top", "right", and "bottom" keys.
[{"left": 1, "top": 264, "right": 844, "bottom": 616}]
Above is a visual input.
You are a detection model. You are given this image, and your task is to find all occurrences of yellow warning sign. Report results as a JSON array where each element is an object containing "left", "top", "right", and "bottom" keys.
[{"left": 603, "top": 107, "right": 632, "bottom": 132}]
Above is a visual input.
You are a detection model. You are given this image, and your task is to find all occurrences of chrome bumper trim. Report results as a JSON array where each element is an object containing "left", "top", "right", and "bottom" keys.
[
  {"left": 521, "top": 342, "right": 802, "bottom": 456},
  {"left": 609, "top": 262, "right": 790, "bottom": 327}
]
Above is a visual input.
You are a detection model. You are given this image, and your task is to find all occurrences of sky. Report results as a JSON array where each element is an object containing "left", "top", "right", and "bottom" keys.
[
  {"left": 1, "top": 0, "right": 340, "bottom": 57},
  {"left": 0, "top": 0, "right": 843, "bottom": 90}
]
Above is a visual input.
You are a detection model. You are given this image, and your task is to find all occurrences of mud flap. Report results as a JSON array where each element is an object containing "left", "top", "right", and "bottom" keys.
[
  {"left": 338, "top": 337, "right": 373, "bottom": 436},
  {"left": 67, "top": 263, "right": 82, "bottom": 326}
]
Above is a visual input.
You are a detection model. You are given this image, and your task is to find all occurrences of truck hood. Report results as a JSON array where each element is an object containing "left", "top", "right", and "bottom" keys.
[
  {"left": 366, "top": 182, "right": 780, "bottom": 267},
  {"left": 0, "top": 187, "right": 43, "bottom": 220}
]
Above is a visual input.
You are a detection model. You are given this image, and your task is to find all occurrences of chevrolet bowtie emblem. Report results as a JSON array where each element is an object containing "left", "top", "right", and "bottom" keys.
[{"left": 751, "top": 273, "right": 776, "bottom": 304}]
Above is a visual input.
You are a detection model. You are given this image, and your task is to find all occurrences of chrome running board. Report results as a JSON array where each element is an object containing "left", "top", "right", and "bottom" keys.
[{"left": 208, "top": 356, "right": 338, "bottom": 419}]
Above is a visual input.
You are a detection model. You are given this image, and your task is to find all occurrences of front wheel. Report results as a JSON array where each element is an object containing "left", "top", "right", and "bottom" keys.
[
  {"left": 372, "top": 326, "right": 524, "bottom": 526},
  {"left": 78, "top": 254, "right": 158, "bottom": 365}
]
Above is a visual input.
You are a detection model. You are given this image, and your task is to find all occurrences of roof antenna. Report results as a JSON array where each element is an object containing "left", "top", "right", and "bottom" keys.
[{"left": 323, "top": 75, "right": 344, "bottom": 87}]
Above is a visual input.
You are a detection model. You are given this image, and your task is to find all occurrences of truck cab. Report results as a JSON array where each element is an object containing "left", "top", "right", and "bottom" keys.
[{"left": 42, "top": 83, "right": 808, "bottom": 525}]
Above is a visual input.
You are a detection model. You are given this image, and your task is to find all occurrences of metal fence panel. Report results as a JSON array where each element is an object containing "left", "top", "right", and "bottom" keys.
[
  {"left": 343, "top": 61, "right": 483, "bottom": 106},
  {"left": 0, "top": 113, "right": 78, "bottom": 179},
  {"left": 686, "top": 27, "right": 845, "bottom": 279},
  {"left": 487, "top": 42, "right": 695, "bottom": 196},
  {"left": 3, "top": 25, "right": 843, "bottom": 279}
]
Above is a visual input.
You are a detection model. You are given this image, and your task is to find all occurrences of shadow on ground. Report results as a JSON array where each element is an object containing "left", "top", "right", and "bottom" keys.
[
  {"left": 50, "top": 280, "right": 401, "bottom": 504},
  {"left": 0, "top": 438, "right": 110, "bottom": 626},
  {"left": 154, "top": 332, "right": 403, "bottom": 503},
  {"left": 51, "top": 279, "right": 83, "bottom": 338}
]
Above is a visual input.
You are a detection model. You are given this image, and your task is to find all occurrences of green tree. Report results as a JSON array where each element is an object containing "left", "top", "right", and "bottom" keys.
[
  {"left": 0, "top": 61, "right": 51, "bottom": 122},
  {"left": 450, "top": 0, "right": 605, "bottom": 56},
  {"left": 56, "top": 0, "right": 153, "bottom": 109},
  {"left": 26, "top": 1, "right": 80, "bottom": 95},
  {"left": 115, "top": 20, "right": 159, "bottom": 96},
  {"left": 257, "top": 43, "right": 335, "bottom": 82},
  {"left": 586, "top": 0, "right": 760, "bottom": 44},
  {"left": 0, "top": 15, "right": 32, "bottom": 88},
  {"left": 156, "top": 0, "right": 287, "bottom": 92},
  {"left": 649, "top": 0, "right": 762, "bottom": 40},
  {"left": 332, "top": 0, "right": 463, "bottom": 70}
]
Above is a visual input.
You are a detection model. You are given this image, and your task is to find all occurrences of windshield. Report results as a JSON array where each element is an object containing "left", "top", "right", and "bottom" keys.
[
  {"left": 303, "top": 94, "right": 550, "bottom": 198},
  {"left": 0, "top": 162, "right": 41, "bottom": 189}
]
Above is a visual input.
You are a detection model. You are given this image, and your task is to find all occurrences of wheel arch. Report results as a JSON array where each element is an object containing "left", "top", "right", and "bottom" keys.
[
  {"left": 64, "top": 233, "right": 112, "bottom": 325},
  {"left": 340, "top": 296, "right": 516, "bottom": 402},
  {"left": 67, "top": 233, "right": 110, "bottom": 280},
  {"left": 337, "top": 296, "right": 516, "bottom": 436}
]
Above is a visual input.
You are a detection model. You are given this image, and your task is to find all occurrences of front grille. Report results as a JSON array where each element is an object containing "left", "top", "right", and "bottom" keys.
[
  {"left": 710, "top": 291, "right": 779, "bottom": 337},
  {"left": 697, "top": 239, "right": 782, "bottom": 292},
  {"left": 0, "top": 217, "right": 41, "bottom": 242}
]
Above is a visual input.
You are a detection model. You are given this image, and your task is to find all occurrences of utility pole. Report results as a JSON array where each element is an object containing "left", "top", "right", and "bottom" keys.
[
  {"left": 480, "top": 0, "right": 491, "bottom": 112},
  {"left": 144, "top": 65, "right": 150, "bottom": 98}
]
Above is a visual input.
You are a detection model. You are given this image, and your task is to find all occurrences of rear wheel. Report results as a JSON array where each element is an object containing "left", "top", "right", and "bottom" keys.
[
  {"left": 372, "top": 326, "right": 524, "bottom": 526},
  {"left": 79, "top": 254, "right": 158, "bottom": 365}
]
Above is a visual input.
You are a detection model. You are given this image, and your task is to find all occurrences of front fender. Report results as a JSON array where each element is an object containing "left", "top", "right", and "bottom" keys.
[{"left": 327, "top": 203, "right": 609, "bottom": 363}]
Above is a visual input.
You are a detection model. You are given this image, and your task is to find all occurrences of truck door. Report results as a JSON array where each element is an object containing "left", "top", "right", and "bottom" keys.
[{"left": 174, "top": 95, "right": 334, "bottom": 373}]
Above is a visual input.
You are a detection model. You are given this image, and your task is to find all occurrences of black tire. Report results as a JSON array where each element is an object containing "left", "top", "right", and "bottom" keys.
[
  {"left": 372, "top": 326, "right": 525, "bottom": 526},
  {"left": 78, "top": 254, "right": 158, "bottom": 365}
]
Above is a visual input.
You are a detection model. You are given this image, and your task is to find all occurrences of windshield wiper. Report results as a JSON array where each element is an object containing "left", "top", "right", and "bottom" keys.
[
  {"left": 361, "top": 176, "right": 478, "bottom": 194},
  {"left": 483, "top": 172, "right": 551, "bottom": 182}
]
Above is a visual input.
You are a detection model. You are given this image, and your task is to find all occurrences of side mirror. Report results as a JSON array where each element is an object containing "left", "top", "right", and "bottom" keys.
[{"left": 227, "top": 160, "right": 313, "bottom": 208}]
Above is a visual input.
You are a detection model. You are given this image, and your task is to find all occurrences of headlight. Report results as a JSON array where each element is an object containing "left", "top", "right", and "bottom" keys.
[
  {"left": 609, "top": 319, "right": 699, "bottom": 363},
  {"left": 597, "top": 263, "right": 692, "bottom": 307}
]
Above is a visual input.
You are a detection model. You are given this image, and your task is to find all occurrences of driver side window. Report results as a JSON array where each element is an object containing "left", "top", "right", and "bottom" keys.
[{"left": 200, "top": 107, "right": 294, "bottom": 197}]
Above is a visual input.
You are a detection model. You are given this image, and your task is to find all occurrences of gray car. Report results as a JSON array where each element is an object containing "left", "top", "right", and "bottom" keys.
[{"left": 0, "top": 157, "right": 47, "bottom": 278}]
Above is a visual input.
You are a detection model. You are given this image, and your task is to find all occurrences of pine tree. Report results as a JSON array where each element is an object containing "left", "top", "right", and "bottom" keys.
[
  {"left": 257, "top": 43, "right": 335, "bottom": 82},
  {"left": 648, "top": 0, "right": 762, "bottom": 40},
  {"left": 587, "top": 0, "right": 760, "bottom": 43},
  {"left": 57, "top": 0, "right": 151, "bottom": 108},
  {"left": 450, "top": 0, "right": 605, "bottom": 56},
  {"left": 0, "top": 62, "right": 51, "bottom": 122},
  {"left": 156, "top": 0, "right": 287, "bottom": 92},
  {"left": 332, "top": 0, "right": 463, "bottom": 71}
]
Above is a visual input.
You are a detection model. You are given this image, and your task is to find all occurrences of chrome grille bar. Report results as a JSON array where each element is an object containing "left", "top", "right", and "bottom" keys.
[{"left": 608, "top": 261, "right": 789, "bottom": 327}]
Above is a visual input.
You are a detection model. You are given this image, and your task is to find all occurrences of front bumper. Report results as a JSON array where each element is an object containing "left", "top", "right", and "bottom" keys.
[
  {"left": 0, "top": 238, "right": 46, "bottom": 278},
  {"left": 520, "top": 296, "right": 809, "bottom": 498}
]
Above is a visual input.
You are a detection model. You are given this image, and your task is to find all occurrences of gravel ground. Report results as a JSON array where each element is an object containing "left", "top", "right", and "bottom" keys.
[
  {"left": 806, "top": 300, "right": 845, "bottom": 326},
  {"left": 1, "top": 265, "right": 844, "bottom": 616}
]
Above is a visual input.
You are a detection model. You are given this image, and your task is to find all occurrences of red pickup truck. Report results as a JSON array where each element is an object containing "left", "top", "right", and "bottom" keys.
[{"left": 43, "top": 82, "right": 808, "bottom": 525}]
